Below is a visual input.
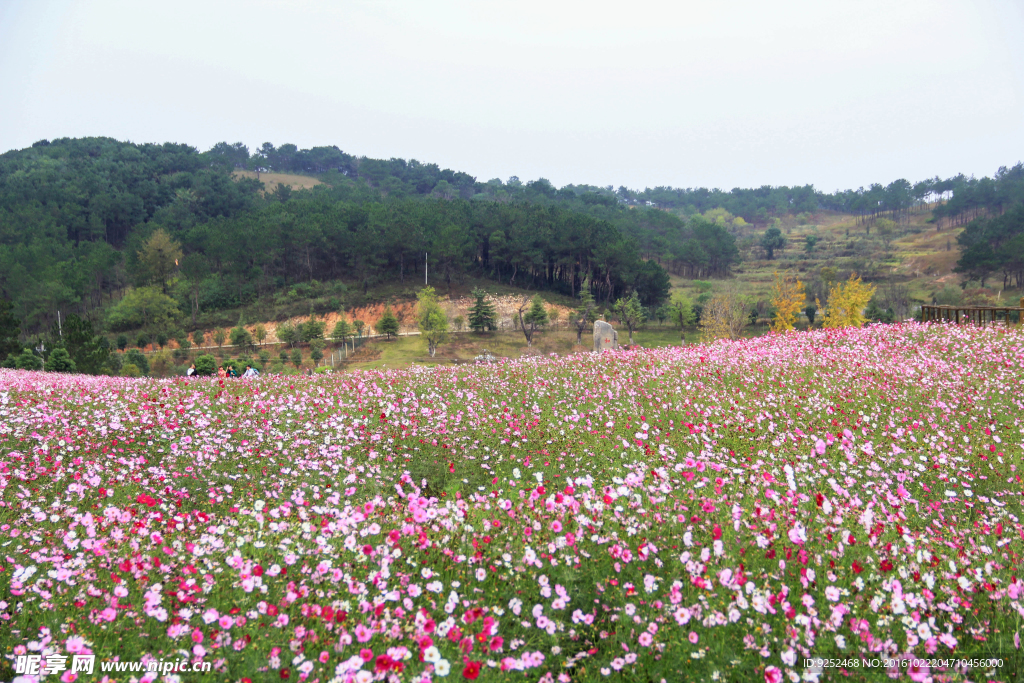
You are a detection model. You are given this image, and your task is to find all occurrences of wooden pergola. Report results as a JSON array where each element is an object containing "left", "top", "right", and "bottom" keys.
[{"left": 921, "top": 301, "right": 1024, "bottom": 326}]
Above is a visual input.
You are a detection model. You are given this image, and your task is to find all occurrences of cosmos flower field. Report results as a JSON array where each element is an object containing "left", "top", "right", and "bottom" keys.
[{"left": 2, "top": 323, "right": 1024, "bottom": 683}]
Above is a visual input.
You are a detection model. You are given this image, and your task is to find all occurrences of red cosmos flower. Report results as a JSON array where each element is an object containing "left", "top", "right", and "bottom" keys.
[
  {"left": 279, "top": 669, "right": 290, "bottom": 679},
  {"left": 852, "top": 560, "right": 864, "bottom": 574},
  {"left": 267, "top": 605, "right": 279, "bottom": 616},
  {"left": 880, "top": 559, "right": 894, "bottom": 572},
  {"left": 603, "top": 495, "right": 613, "bottom": 505},
  {"left": 253, "top": 565, "right": 263, "bottom": 577},
  {"left": 712, "top": 524, "right": 722, "bottom": 540},
  {"left": 322, "top": 607, "right": 334, "bottom": 621},
  {"left": 375, "top": 654, "right": 395, "bottom": 672},
  {"left": 449, "top": 463, "right": 455, "bottom": 473},
  {"left": 336, "top": 610, "right": 348, "bottom": 623},
  {"left": 462, "top": 661, "right": 482, "bottom": 680},
  {"left": 815, "top": 493, "right": 824, "bottom": 507},
  {"left": 136, "top": 494, "right": 158, "bottom": 507},
  {"left": 362, "top": 544, "right": 373, "bottom": 555}
]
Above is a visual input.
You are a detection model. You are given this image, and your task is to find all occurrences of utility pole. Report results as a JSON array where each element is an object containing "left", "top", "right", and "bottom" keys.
[
  {"left": 57, "top": 311, "right": 62, "bottom": 340},
  {"left": 425, "top": 252, "right": 428, "bottom": 285}
]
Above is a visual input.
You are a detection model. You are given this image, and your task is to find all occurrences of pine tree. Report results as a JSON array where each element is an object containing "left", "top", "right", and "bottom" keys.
[
  {"left": 377, "top": 304, "right": 400, "bottom": 340},
  {"left": 468, "top": 289, "right": 497, "bottom": 332}
]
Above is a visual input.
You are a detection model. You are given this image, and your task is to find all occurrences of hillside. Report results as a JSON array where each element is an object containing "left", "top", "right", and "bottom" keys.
[{"left": 1, "top": 136, "right": 1023, "bottom": 375}]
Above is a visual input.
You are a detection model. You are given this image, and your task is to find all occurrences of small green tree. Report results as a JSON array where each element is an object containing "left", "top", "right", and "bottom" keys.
[
  {"left": 332, "top": 318, "right": 352, "bottom": 345},
  {"left": 804, "top": 304, "right": 817, "bottom": 326},
  {"left": 155, "top": 332, "right": 168, "bottom": 350},
  {"left": 276, "top": 322, "right": 298, "bottom": 347},
  {"left": 310, "top": 339, "right": 325, "bottom": 365},
  {"left": 213, "top": 328, "right": 226, "bottom": 348},
  {"left": 417, "top": 286, "right": 449, "bottom": 357},
  {"left": 377, "top": 305, "right": 400, "bottom": 340},
  {"left": 192, "top": 330, "right": 205, "bottom": 347},
  {"left": 300, "top": 315, "right": 326, "bottom": 344},
  {"left": 44, "top": 347, "right": 76, "bottom": 373},
  {"left": 253, "top": 323, "right": 267, "bottom": 347},
  {"left": 290, "top": 348, "right": 303, "bottom": 368},
  {"left": 613, "top": 291, "right": 646, "bottom": 345},
  {"left": 572, "top": 282, "right": 596, "bottom": 345},
  {"left": 116, "top": 334, "right": 129, "bottom": 351},
  {"left": 468, "top": 289, "right": 497, "bottom": 332},
  {"left": 453, "top": 315, "right": 465, "bottom": 332},
  {"left": 137, "top": 333, "right": 150, "bottom": 349},
  {"left": 353, "top": 320, "right": 365, "bottom": 337},
  {"left": 518, "top": 295, "right": 549, "bottom": 347},
  {"left": 760, "top": 227, "right": 787, "bottom": 260},
  {"left": 15, "top": 348, "right": 43, "bottom": 371},
  {"left": 194, "top": 354, "right": 217, "bottom": 376},
  {"left": 230, "top": 325, "right": 253, "bottom": 351},
  {"left": 667, "top": 291, "right": 695, "bottom": 342}
]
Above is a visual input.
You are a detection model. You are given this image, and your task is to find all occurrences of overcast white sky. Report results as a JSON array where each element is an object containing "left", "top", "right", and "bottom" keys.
[{"left": 1, "top": 0, "right": 1022, "bottom": 192}]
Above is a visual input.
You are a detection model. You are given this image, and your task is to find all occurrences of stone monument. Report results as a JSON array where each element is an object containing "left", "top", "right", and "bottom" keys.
[{"left": 593, "top": 320, "right": 618, "bottom": 352}]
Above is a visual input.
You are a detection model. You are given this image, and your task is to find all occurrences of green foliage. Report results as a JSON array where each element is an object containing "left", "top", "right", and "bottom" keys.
[
  {"left": 571, "top": 282, "right": 596, "bottom": 345},
  {"left": 155, "top": 332, "right": 168, "bottom": 349},
  {"left": 468, "top": 289, "right": 497, "bottom": 333},
  {"left": 376, "top": 305, "right": 400, "bottom": 340},
  {"left": 299, "top": 317, "right": 326, "bottom": 343},
  {"left": 136, "top": 228, "right": 182, "bottom": 291},
  {"left": 416, "top": 287, "right": 449, "bottom": 357},
  {"left": 192, "top": 330, "right": 205, "bottom": 347},
  {"left": 666, "top": 292, "right": 695, "bottom": 341},
  {"left": 804, "top": 235, "right": 819, "bottom": 253},
  {"left": 934, "top": 285, "right": 963, "bottom": 306},
  {"left": 14, "top": 348, "right": 43, "bottom": 371},
  {"left": 276, "top": 322, "right": 297, "bottom": 347},
  {"left": 804, "top": 304, "right": 817, "bottom": 325},
  {"left": 290, "top": 349, "right": 303, "bottom": 368},
  {"left": 518, "top": 295, "right": 549, "bottom": 347},
  {"left": 955, "top": 204, "right": 1024, "bottom": 289},
  {"left": 106, "top": 287, "right": 182, "bottom": 332},
  {"left": 116, "top": 334, "right": 129, "bottom": 351},
  {"left": 613, "top": 291, "right": 646, "bottom": 345},
  {"left": 60, "top": 314, "right": 110, "bottom": 374},
  {"left": 230, "top": 325, "right": 253, "bottom": 350},
  {"left": 331, "top": 318, "right": 353, "bottom": 342},
  {"left": 136, "top": 333, "right": 150, "bottom": 349},
  {"left": 760, "top": 227, "right": 786, "bottom": 260},
  {"left": 194, "top": 354, "right": 217, "bottom": 376},
  {"left": 0, "top": 298, "right": 22, "bottom": 360},
  {"left": 123, "top": 348, "right": 150, "bottom": 376},
  {"left": 121, "top": 363, "right": 141, "bottom": 377},
  {"left": 310, "top": 340, "right": 324, "bottom": 364}
]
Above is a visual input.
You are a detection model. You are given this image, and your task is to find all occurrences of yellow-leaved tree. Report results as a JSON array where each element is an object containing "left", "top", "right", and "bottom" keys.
[
  {"left": 769, "top": 271, "right": 805, "bottom": 332},
  {"left": 818, "top": 274, "right": 876, "bottom": 329}
]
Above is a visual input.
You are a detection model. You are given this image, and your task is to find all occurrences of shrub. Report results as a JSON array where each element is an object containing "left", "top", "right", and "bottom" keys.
[
  {"left": 15, "top": 348, "right": 43, "bottom": 371},
  {"left": 194, "top": 354, "right": 217, "bottom": 376},
  {"left": 123, "top": 349, "right": 149, "bottom": 375},
  {"left": 44, "top": 348, "right": 77, "bottom": 373}
]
